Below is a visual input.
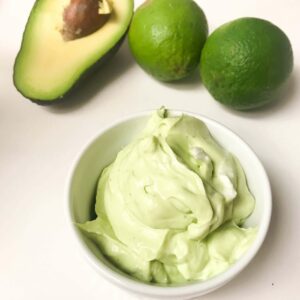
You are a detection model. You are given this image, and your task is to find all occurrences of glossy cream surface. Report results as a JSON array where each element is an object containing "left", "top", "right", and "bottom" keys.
[{"left": 79, "top": 109, "right": 256, "bottom": 284}]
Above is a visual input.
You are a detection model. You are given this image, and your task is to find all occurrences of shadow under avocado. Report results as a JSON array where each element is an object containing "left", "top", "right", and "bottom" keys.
[{"left": 44, "top": 38, "right": 135, "bottom": 113}]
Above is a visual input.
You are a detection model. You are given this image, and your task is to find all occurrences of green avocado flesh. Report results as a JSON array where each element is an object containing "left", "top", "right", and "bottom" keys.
[
  {"left": 79, "top": 108, "right": 257, "bottom": 284},
  {"left": 13, "top": 0, "right": 133, "bottom": 102}
]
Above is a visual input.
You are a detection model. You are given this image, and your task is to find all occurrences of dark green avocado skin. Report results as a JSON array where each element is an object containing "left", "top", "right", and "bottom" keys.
[{"left": 13, "top": 33, "right": 127, "bottom": 105}]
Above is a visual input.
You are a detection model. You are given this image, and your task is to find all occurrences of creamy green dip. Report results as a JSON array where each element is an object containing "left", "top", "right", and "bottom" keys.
[{"left": 79, "top": 108, "right": 256, "bottom": 284}]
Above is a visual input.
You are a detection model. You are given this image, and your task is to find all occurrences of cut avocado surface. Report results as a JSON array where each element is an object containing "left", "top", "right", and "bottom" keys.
[{"left": 13, "top": 0, "right": 133, "bottom": 103}]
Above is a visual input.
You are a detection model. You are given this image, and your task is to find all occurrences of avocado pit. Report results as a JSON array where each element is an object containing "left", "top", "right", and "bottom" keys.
[{"left": 62, "top": 0, "right": 112, "bottom": 41}]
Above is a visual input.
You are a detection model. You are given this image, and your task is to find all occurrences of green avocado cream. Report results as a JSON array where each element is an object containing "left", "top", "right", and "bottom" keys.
[{"left": 78, "top": 108, "right": 257, "bottom": 284}]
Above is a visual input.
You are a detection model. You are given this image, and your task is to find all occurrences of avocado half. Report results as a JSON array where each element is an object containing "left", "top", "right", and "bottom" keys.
[{"left": 13, "top": 0, "right": 133, "bottom": 104}]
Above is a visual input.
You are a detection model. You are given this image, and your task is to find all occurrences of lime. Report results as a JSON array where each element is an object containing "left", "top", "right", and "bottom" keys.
[
  {"left": 200, "top": 17, "right": 293, "bottom": 110},
  {"left": 128, "top": 0, "right": 208, "bottom": 81}
]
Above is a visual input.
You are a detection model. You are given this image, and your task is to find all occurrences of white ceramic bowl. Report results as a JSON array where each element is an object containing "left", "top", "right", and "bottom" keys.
[{"left": 66, "top": 110, "right": 272, "bottom": 299}]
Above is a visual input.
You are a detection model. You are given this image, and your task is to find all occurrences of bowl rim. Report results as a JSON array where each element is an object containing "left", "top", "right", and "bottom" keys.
[{"left": 65, "top": 109, "right": 272, "bottom": 298}]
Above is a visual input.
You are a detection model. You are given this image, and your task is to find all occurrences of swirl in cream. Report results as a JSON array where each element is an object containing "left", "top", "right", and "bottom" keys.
[{"left": 79, "top": 109, "right": 256, "bottom": 283}]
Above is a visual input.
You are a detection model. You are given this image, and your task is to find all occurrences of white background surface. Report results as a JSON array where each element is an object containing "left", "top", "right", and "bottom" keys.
[{"left": 0, "top": 0, "right": 299, "bottom": 299}]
